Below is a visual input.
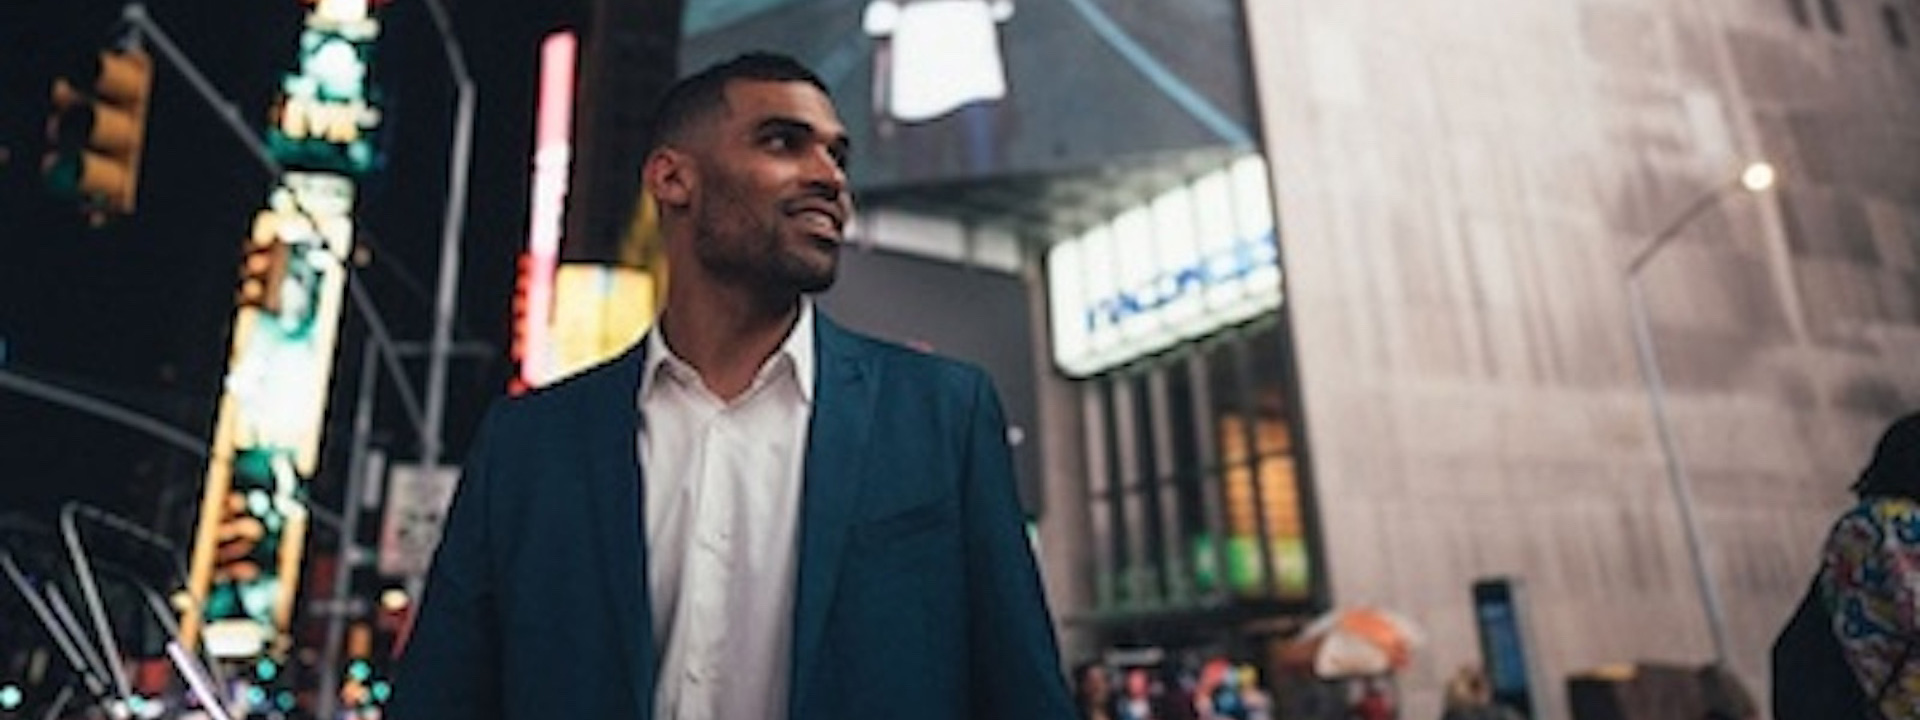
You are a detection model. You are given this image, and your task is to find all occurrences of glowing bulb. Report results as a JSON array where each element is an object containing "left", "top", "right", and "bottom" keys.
[
  {"left": 0, "top": 684, "right": 24, "bottom": 710},
  {"left": 379, "top": 588, "right": 409, "bottom": 612},
  {"left": 1740, "top": 162, "right": 1776, "bottom": 192}
]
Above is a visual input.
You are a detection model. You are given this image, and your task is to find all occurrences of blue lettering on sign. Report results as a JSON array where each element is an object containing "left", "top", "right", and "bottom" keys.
[{"left": 1083, "top": 231, "right": 1278, "bottom": 333}]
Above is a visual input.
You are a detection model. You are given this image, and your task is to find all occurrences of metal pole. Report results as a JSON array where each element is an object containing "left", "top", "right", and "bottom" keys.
[
  {"left": 0, "top": 370, "right": 207, "bottom": 460},
  {"left": 1625, "top": 275, "right": 1732, "bottom": 664},
  {"left": 316, "top": 340, "right": 381, "bottom": 720},
  {"left": 419, "top": 0, "right": 476, "bottom": 473},
  {"left": 1, "top": 552, "right": 112, "bottom": 700},
  {"left": 58, "top": 506, "right": 135, "bottom": 702},
  {"left": 123, "top": 4, "right": 283, "bottom": 179},
  {"left": 347, "top": 279, "right": 428, "bottom": 433},
  {"left": 1627, "top": 181, "right": 1737, "bottom": 277}
]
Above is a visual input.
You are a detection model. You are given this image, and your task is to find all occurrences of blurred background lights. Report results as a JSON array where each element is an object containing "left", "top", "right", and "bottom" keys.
[
  {"left": 0, "top": 684, "right": 24, "bottom": 710},
  {"left": 378, "top": 587, "right": 409, "bottom": 611}
]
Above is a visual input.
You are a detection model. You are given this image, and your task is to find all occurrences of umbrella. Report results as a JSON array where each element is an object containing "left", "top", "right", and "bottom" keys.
[{"left": 1277, "top": 607, "right": 1424, "bottom": 678}]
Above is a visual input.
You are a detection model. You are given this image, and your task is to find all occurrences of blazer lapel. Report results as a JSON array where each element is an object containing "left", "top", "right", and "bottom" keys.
[
  {"left": 789, "top": 316, "right": 877, "bottom": 713},
  {"left": 582, "top": 344, "right": 656, "bottom": 716}
]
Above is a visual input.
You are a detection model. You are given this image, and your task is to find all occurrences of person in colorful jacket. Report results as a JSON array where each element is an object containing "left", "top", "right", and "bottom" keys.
[{"left": 1821, "top": 411, "right": 1920, "bottom": 718}]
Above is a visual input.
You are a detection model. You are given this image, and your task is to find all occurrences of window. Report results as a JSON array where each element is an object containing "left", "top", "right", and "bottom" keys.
[
  {"left": 1820, "top": 0, "right": 1846, "bottom": 33},
  {"left": 1787, "top": 0, "right": 1812, "bottom": 27},
  {"left": 1080, "top": 325, "right": 1317, "bottom": 614},
  {"left": 1083, "top": 382, "right": 1121, "bottom": 608},
  {"left": 1207, "top": 327, "right": 1312, "bottom": 601}
]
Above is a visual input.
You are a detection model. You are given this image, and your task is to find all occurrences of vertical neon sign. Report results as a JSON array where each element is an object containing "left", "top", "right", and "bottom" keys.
[
  {"left": 182, "top": 0, "right": 382, "bottom": 659},
  {"left": 512, "top": 31, "right": 577, "bottom": 392}
]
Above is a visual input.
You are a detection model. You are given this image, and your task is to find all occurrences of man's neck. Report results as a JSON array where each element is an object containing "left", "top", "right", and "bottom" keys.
[{"left": 656, "top": 285, "right": 802, "bottom": 401}]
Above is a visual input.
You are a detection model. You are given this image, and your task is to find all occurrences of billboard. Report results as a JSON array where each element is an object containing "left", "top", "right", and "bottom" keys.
[
  {"left": 1046, "top": 155, "right": 1280, "bottom": 376},
  {"left": 681, "top": 0, "right": 1258, "bottom": 189}
]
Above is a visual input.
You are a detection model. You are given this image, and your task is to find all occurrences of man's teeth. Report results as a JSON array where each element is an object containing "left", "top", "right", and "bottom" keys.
[{"left": 797, "top": 211, "right": 838, "bottom": 232}]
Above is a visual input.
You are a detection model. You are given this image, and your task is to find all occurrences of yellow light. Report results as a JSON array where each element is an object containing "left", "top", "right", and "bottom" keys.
[
  {"left": 1740, "top": 162, "right": 1776, "bottom": 192},
  {"left": 378, "top": 587, "right": 409, "bottom": 612}
]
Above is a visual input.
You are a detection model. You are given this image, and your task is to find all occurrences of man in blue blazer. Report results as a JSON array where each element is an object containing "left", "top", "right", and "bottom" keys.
[{"left": 389, "top": 52, "right": 1075, "bottom": 719}]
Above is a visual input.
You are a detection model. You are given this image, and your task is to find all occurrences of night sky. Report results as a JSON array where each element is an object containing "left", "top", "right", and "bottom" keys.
[{"left": 0, "top": 0, "right": 575, "bottom": 532}]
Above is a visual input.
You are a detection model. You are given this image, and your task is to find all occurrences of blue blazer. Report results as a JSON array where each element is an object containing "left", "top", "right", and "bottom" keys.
[{"left": 390, "top": 314, "right": 1075, "bottom": 719}]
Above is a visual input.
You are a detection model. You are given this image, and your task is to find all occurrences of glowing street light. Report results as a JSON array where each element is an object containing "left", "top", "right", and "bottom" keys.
[
  {"left": 1624, "top": 160, "right": 1778, "bottom": 665},
  {"left": 1740, "top": 161, "right": 1776, "bottom": 193}
]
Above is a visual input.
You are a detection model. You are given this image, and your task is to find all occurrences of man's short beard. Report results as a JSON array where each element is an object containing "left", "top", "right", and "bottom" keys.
[
  {"left": 781, "top": 244, "right": 839, "bottom": 294},
  {"left": 692, "top": 218, "right": 839, "bottom": 298}
]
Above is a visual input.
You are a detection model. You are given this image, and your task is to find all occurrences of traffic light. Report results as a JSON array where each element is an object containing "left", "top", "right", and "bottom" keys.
[
  {"left": 42, "top": 47, "right": 154, "bottom": 221},
  {"left": 239, "top": 235, "right": 290, "bottom": 313}
]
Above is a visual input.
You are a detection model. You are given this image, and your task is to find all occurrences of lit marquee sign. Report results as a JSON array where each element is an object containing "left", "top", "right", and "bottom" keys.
[
  {"left": 183, "top": 0, "right": 380, "bottom": 659},
  {"left": 1047, "top": 156, "right": 1281, "bottom": 376},
  {"left": 265, "top": 5, "right": 382, "bottom": 175}
]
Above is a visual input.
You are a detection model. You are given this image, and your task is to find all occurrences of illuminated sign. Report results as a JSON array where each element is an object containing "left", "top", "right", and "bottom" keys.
[
  {"left": 512, "top": 31, "right": 577, "bottom": 392},
  {"left": 279, "top": 98, "right": 376, "bottom": 144},
  {"left": 1047, "top": 155, "right": 1282, "bottom": 376},
  {"left": 551, "top": 263, "right": 655, "bottom": 381},
  {"left": 184, "top": 0, "right": 379, "bottom": 660},
  {"left": 265, "top": 12, "right": 382, "bottom": 175}
]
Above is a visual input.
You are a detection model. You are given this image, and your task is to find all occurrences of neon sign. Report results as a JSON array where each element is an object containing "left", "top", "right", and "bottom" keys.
[
  {"left": 1048, "top": 156, "right": 1282, "bottom": 376},
  {"left": 183, "top": 0, "right": 378, "bottom": 661}
]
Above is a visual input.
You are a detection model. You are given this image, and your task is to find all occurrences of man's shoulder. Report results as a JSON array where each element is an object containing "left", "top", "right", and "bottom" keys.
[
  {"left": 488, "top": 346, "right": 641, "bottom": 421},
  {"left": 824, "top": 319, "right": 988, "bottom": 387}
]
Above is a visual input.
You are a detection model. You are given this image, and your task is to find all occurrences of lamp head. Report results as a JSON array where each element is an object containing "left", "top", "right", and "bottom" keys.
[{"left": 1740, "top": 162, "right": 1776, "bottom": 192}]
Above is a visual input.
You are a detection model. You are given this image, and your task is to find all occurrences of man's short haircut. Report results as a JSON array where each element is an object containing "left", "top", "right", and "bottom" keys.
[{"left": 647, "top": 51, "right": 830, "bottom": 151}]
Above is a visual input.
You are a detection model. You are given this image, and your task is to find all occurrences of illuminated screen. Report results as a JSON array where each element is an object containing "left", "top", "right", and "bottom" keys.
[
  {"left": 681, "top": 0, "right": 1257, "bottom": 189},
  {"left": 1046, "top": 156, "right": 1279, "bottom": 376}
]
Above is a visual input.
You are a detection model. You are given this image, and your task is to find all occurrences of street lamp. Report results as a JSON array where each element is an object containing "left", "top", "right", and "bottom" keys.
[{"left": 1624, "top": 161, "right": 1776, "bottom": 665}]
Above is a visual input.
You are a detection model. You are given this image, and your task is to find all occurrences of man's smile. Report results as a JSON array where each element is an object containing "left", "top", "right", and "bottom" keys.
[{"left": 784, "top": 201, "right": 846, "bottom": 240}]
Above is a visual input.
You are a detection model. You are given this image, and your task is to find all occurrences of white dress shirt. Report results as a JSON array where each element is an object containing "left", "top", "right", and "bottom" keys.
[{"left": 638, "top": 304, "right": 815, "bottom": 720}]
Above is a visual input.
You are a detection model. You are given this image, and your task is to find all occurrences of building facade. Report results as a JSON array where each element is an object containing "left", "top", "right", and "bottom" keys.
[{"left": 1209, "top": 0, "right": 1919, "bottom": 713}]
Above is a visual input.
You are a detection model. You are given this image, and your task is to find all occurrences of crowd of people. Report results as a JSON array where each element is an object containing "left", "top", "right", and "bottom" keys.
[
  {"left": 1073, "top": 657, "right": 1274, "bottom": 720},
  {"left": 1071, "top": 659, "right": 1531, "bottom": 720}
]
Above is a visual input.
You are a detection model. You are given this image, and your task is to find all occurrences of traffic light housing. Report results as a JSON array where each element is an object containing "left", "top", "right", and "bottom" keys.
[
  {"left": 239, "top": 234, "right": 290, "bottom": 313},
  {"left": 42, "top": 48, "right": 153, "bottom": 221}
]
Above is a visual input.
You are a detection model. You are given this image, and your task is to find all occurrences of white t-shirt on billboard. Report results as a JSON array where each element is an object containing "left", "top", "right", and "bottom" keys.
[{"left": 864, "top": 0, "right": 1013, "bottom": 122}]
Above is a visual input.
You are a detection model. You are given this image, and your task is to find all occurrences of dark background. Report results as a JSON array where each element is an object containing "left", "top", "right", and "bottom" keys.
[
  {"left": 818, "top": 247, "right": 1044, "bottom": 514},
  {"left": 0, "top": 0, "right": 583, "bottom": 533}
]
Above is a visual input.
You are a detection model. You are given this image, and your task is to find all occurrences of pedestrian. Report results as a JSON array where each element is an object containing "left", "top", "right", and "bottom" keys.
[
  {"left": 1438, "top": 665, "right": 1521, "bottom": 720},
  {"left": 1815, "top": 411, "right": 1920, "bottom": 719},
  {"left": 1077, "top": 661, "right": 1116, "bottom": 720},
  {"left": 388, "top": 51, "right": 1075, "bottom": 720},
  {"left": 1352, "top": 676, "right": 1394, "bottom": 720}
]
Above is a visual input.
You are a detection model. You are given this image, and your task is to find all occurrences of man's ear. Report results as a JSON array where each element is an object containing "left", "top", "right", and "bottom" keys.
[{"left": 643, "top": 148, "right": 694, "bottom": 208}]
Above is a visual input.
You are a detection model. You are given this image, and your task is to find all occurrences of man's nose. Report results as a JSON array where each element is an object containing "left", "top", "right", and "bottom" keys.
[{"left": 803, "top": 147, "right": 848, "bottom": 197}]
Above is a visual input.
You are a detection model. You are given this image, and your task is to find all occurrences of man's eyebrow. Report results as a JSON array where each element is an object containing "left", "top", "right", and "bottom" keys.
[{"left": 757, "top": 116, "right": 852, "bottom": 155}]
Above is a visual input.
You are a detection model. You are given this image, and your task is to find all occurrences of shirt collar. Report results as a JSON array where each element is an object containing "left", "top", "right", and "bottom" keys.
[{"left": 640, "top": 299, "right": 817, "bottom": 403}]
